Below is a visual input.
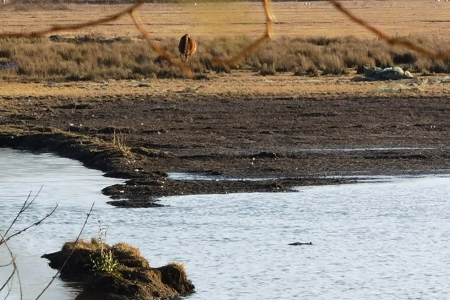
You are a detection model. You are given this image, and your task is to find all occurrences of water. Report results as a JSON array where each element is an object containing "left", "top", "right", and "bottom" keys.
[
  {"left": 2, "top": 148, "right": 450, "bottom": 300},
  {"left": 0, "top": 148, "right": 125, "bottom": 300}
]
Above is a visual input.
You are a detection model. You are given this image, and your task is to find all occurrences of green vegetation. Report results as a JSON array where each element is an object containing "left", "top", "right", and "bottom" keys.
[
  {"left": 84, "top": 221, "right": 121, "bottom": 275},
  {"left": 0, "top": 34, "right": 449, "bottom": 81},
  {"left": 88, "top": 242, "right": 121, "bottom": 274}
]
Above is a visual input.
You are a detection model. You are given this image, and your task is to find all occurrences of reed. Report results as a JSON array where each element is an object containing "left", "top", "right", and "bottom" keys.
[{"left": 1, "top": 34, "right": 449, "bottom": 81}]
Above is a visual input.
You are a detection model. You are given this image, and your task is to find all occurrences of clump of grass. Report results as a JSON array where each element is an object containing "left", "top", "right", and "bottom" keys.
[
  {"left": 42, "top": 237, "right": 195, "bottom": 299},
  {"left": 88, "top": 248, "right": 120, "bottom": 275},
  {"left": 85, "top": 221, "right": 121, "bottom": 275},
  {"left": 260, "top": 63, "right": 277, "bottom": 76},
  {"left": 112, "top": 129, "right": 131, "bottom": 156}
]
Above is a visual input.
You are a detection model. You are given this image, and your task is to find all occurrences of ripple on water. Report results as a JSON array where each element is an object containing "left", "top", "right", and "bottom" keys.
[
  {"left": 0, "top": 148, "right": 125, "bottom": 300},
  {"left": 2, "top": 148, "right": 450, "bottom": 299}
]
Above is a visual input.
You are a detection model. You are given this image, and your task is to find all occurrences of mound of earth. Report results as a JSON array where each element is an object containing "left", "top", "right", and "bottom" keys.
[{"left": 41, "top": 239, "right": 195, "bottom": 300}]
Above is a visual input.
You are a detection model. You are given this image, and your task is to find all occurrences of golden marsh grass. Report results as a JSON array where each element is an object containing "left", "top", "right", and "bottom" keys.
[{"left": 0, "top": 0, "right": 449, "bottom": 95}]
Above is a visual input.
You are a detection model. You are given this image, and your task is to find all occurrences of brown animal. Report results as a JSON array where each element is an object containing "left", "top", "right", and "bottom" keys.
[{"left": 178, "top": 34, "right": 197, "bottom": 61}]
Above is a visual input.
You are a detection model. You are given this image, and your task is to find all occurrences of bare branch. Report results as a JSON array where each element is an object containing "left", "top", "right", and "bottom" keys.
[
  {"left": 327, "top": 0, "right": 450, "bottom": 60},
  {"left": 0, "top": 231, "right": 22, "bottom": 300},
  {"left": 2, "top": 186, "right": 43, "bottom": 243},
  {"left": 35, "top": 202, "right": 95, "bottom": 300},
  {"left": 212, "top": 0, "right": 274, "bottom": 67},
  {"left": 2, "top": 204, "right": 58, "bottom": 245}
]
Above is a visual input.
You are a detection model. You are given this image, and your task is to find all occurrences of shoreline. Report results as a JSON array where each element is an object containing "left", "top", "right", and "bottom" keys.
[{"left": 1, "top": 74, "right": 450, "bottom": 207}]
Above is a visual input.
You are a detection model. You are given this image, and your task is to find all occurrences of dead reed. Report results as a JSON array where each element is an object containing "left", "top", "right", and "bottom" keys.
[{"left": 1, "top": 33, "right": 449, "bottom": 82}]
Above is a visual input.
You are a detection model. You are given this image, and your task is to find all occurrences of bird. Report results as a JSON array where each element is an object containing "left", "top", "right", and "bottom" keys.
[{"left": 288, "top": 242, "right": 313, "bottom": 246}]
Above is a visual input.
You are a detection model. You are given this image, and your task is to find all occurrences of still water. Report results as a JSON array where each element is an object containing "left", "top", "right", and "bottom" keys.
[{"left": 1, "top": 148, "right": 450, "bottom": 300}]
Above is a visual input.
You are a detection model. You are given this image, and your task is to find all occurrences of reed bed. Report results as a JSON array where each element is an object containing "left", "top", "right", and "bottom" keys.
[
  {"left": 0, "top": 1, "right": 449, "bottom": 80},
  {"left": 0, "top": 33, "right": 448, "bottom": 82}
]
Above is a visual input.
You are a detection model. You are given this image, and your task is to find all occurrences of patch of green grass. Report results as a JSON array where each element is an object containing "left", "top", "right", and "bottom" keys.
[{"left": 88, "top": 248, "right": 121, "bottom": 275}]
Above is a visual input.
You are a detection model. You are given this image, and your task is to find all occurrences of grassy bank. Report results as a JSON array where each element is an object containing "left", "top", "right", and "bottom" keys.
[{"left": 0, "top": 34, "right": 449, "bottom": 81}]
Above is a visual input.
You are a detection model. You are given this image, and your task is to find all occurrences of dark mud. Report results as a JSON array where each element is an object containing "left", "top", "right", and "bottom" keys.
[{"left": 2, "top": 91, "right": 450, "bottom": 207}]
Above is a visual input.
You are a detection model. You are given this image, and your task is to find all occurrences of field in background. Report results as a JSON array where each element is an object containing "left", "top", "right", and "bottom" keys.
[
  {"left": 0, "top": 1, "right": 449, "bottom": 39},
  {"left": 0, "top": 0, "right": 449, "bottom": 94}
]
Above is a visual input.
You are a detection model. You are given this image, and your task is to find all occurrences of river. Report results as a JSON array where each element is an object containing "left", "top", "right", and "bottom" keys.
[{"left": 1, "top": 148, "right": 450, "bottom": 300}]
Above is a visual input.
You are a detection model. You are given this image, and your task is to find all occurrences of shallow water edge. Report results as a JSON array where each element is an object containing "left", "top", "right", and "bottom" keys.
[
  {"left": 2, "top": 136, "right": 450, "bottom": 209},
  {"left": 2, "top": 92, "right": 450, "bottom": 207}
]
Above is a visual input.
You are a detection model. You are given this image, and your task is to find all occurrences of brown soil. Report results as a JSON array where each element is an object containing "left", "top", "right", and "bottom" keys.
[{"left": 2, "top": 72, "right": 450, "bottom": 207}]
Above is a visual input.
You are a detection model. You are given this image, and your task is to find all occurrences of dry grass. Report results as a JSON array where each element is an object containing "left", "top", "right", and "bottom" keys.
[
  {"left": 0, "top": 33, "right": 448, "bottom": 81},
  {"left": 42, "top": 238, "right": 194, "bottom": 299},
  {"left": 1, "top": 1, "right": 449, "bottom": 39},
  {"left": 0, "top": 0, "right": 448, "bottom": 94}
]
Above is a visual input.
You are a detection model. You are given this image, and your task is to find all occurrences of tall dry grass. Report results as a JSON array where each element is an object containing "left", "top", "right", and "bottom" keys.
[{"left": 1, "top": 33, "right": 449, "bottom": 82}]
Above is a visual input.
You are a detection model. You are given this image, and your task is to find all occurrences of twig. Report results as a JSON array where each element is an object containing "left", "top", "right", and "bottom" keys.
[
  {"left": 0, "top": 204, "right": 58, "bottom": 245},
  {"left": 0, "top": 232, "right": 22, "bottom": 300},
  {"left": 2, "top": 186, "right": 43, "bottom": 243},
  {"left": 35, "top": 202, "right": 95, "bottom": 300},
  {"left": 212, "top": 0, "right": 274, "bottom": 67},
  {"left": 327, "top": 0, "right": 450, "bottom": 60}
]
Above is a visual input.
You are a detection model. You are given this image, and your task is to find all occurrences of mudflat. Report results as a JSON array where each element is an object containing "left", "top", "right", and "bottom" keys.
[
  {"left": 1, "top": 73, "right": 450, "bottom": 207},
  {"left": 1, "top": 1, "right": 450, "bottom": 207}
]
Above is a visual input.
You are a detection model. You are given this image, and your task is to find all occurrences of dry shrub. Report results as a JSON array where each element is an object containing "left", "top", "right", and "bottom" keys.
[
  {"left": 259, "top": 63, "right": 276, "bottom": 76},
  {"left": 320, "top": 53, "right": 348, "bottom": 75}
]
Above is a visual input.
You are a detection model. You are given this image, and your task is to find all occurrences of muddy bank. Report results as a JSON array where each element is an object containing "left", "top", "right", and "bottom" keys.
[{"left": 1, "top": 77, "right": 450, "bottom": 207}]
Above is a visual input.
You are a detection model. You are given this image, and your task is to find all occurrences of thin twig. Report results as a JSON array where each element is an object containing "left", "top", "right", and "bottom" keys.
[
  {"left": 327, "top": 0, "right": 450, "bottom": 60},
  {"left": 0, "top": 0, "right": 145, "bottom": 39},
  {"left": 0, "top": 260, "right": 14, "bottom": 268},
  {"left": 3, "top": 204, "right": 58, "bottom": 245},
  {"left": 212, "top": 0, "right": 274, "bottom": 67},
  {"left": 0, "top": 232, "right": 22, "bottom": 300},
  {"left": 2, "top": 186, "right": 43, "bottom": 242},
  {"left": 35, "top": 202, "right": 95, "bottom": 300}
]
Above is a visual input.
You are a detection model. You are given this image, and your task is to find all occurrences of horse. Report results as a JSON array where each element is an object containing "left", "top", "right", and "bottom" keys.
[{"left": 178, "top": 34, "right": 197, "bottom": 62}]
